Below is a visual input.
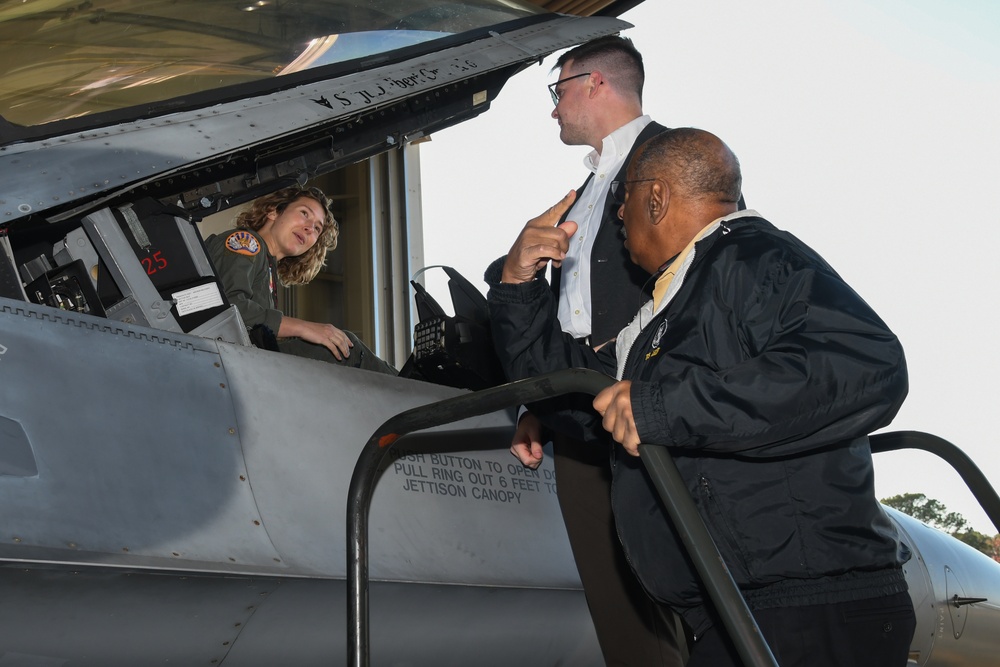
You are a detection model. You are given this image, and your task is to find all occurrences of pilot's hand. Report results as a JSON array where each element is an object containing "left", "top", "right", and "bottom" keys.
[
  {"left": 316, "top": 324, "right": 353, "bottom": 360},
  {"left": 510, "top": 412, "right": 545, "bottom": 469},
  {"left": 292, "top": 320, "right": 354, "bottom": 360},
  {"left": 501, "top": 191, "right": 579, "bottom": 284},
  {"left": 593, "top": 380, "right": 640, "bottom": 456}
]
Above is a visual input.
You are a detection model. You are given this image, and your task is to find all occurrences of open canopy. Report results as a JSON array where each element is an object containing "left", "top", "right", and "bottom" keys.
[
  {"left": 0, "top": 1, "right": 629, "bottom": 225},
  {"left": 0, "top": 0, "right": 546, "bottom": 131}
]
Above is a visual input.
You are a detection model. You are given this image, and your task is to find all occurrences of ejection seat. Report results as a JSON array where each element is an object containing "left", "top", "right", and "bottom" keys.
[{"left": 25, "top": 198, "right": 249, "bottom": 345}]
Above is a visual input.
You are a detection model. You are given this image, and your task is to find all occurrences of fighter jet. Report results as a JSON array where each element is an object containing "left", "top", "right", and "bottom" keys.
[{"left": 0, "top": 1, "right": 998, "bottom": 665}]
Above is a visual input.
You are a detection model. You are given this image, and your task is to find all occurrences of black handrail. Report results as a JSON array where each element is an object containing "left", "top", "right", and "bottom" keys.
[
  {"left": 347, "top": 372, "right": 1000, "bottom": 666},
  {"left": 346, "top": 368, "right": 778, "bottom": 667},
  {"left": 870, "top": 430, "right": 1000, "bottom": 533},
  {"left": 641, "top": 445, "right": 779, "bottom": 667}
]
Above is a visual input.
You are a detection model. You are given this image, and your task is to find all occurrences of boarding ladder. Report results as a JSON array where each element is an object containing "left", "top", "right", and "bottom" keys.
[{"left": 347, "top": 369, "right": 1000, "bottom": 667}]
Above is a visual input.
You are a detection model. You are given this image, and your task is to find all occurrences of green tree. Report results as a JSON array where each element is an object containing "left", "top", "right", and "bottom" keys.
[
  {"left": 881, "top": 493, "right": 968, "bottom": 532},
  {"left": 954, "top": 529, "right": 994, "bottom": 554},
  {"left": 881, "top": 492, "right": 1000, "bottom": 561}
]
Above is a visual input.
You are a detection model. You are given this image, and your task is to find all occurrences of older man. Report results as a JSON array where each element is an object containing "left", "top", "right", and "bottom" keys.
[{"left": 487, "top": 128, "right": 915, "bottom": 667}]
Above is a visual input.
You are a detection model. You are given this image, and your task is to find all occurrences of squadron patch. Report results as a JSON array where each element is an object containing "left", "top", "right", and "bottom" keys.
[{"left": 224, "top": 231, "right": 260, "bottom": 256}]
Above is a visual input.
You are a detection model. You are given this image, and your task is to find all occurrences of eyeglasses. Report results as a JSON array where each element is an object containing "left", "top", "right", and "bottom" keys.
[
  {"left": 610, "top": 178, "right": 657, "bottom": 206},
  {"left": 548, "top": 72, "right": 591, "bottom": 105}
]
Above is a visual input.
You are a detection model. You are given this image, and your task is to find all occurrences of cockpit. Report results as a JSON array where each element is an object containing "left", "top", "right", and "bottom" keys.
[
  {"left": 6, "top": 197, "right": 251, "bottom": 345},
  {"left": 0, "top": 1, "right": 627, "bottom": 389}
]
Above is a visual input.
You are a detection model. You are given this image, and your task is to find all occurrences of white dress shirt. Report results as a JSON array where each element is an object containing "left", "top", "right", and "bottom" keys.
[{"left": 556, "top": 115, "right": 652, "bottom": 339}]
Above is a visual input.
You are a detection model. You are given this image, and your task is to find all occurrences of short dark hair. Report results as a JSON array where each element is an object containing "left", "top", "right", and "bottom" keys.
[
  {"left": 634, "top": 128, "right": 743, "bottom": 204},
  {"left": 555, "top": 35, "right": 644, "bottom": 101}
]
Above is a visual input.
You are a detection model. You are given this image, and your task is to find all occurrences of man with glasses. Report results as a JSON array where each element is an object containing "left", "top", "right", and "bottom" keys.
[
  {"left": 507, "top": 35, "right": 681, "bottom": 666},
  {"left": 488, "top": 127, "right": 914, "bottom": 667}
]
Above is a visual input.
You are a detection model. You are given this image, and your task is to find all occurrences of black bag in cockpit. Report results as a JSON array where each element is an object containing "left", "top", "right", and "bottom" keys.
[{"left": 398, "top": 265, "right": 505, "bottom": 390}]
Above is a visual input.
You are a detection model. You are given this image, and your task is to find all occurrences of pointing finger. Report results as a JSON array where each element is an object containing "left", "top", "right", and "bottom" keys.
[{"left": 527, "top": 190, "right": 577, "bottom": 229}]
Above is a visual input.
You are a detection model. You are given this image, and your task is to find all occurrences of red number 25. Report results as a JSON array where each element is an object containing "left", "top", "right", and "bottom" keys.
[{"left": 141, "top": 251, "right": 168, "bottom": 275}]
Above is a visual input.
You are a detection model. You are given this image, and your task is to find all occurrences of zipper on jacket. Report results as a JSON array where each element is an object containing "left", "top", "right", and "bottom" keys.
[
  {"left": 697, "top": 474, "right": 751, "bottom": 578},
  {"left": 618, "top": 226, "right": 715, "bottom": 378}
]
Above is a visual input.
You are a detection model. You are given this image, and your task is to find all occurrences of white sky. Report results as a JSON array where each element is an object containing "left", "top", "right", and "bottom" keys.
[{"left": 419, "top": 0, "right": 1000, "bottom": 533}]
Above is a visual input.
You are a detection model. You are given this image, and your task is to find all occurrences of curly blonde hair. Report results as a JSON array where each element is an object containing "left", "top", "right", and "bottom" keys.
[{"left": 236, "top": 185, "right": 339, "bottom": 286}]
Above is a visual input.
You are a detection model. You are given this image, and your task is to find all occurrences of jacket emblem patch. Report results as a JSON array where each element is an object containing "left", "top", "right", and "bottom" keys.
[
  {"left": 652, "top": 320, "right": 667, "bottom": 348},
  {"left": 224, "top": 231, "right": 260, "bottom": 256},
  {"left": 646, "top": 320, "right": 667, "bottom": 361}
]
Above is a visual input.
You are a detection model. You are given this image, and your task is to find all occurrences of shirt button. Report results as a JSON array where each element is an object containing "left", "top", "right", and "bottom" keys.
[
  {"left": 599, "top": 174, "right": 605, "bottom": 179},
  {"left": 575, "top": 309, "right": 581, "bottom": 315},
  {"left": 573, "top": 271, "right": 578, "bottom": 277}
]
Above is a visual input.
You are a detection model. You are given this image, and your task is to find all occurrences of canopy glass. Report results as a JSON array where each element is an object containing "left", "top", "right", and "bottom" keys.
[{"left": 0, "top": 0, "right": 544, "bottom": 128}]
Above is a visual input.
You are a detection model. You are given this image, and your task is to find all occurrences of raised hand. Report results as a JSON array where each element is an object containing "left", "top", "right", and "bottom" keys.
[{"left": 501, "top": 191, "right": 579, "bottom": 284}]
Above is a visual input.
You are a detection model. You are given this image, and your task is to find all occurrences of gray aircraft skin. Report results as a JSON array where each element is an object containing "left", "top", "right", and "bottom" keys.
[{"left": 1, "top": 2, "right": 999, "bottom": 665}]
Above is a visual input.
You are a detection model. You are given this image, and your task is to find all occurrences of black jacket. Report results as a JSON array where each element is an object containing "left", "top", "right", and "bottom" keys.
[{"left": 487, "top": 212, "right": 909, "bottom": 635}]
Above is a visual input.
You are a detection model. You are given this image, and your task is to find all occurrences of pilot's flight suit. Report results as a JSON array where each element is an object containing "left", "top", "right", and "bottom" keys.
[{"left": 205, "top": 229, "right": 396, "bottom": 375}]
